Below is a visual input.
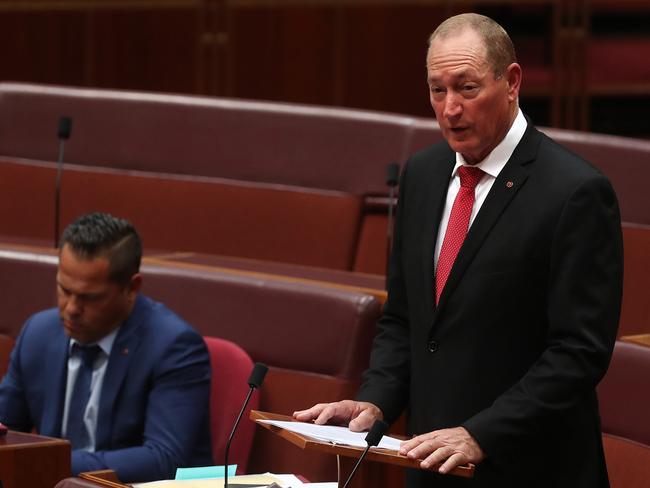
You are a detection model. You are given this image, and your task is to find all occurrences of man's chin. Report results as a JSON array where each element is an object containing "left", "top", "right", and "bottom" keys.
[{"left": 63, "top": 321, "right": 87, "bottom": 342}]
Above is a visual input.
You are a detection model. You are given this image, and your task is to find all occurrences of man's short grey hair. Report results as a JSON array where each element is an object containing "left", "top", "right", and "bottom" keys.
[{"left": 428, "top": 13, "right": 517, "bottom": 79}]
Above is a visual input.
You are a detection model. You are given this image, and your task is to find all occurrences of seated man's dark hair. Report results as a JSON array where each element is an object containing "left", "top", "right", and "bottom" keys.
[{"left": 60, "top": 212, "right": 142, "bottom": 285}]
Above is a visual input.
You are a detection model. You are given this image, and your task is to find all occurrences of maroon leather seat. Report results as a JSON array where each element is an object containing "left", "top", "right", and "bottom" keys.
[
  {"left": 599, "top": 341, "right": 650, "bottom": 446},
  {"left": 602, "top": 434, "right": 650, "bottom": 488},
  {"left": 599, "top": 341, "right": 650, "bottom": 488},
  {"left": 542, "top": 127, "right": 650, "bottom": 226},
  {"left": 204, "top": 336, "right": 258, "bottom": 474},
  {"left": 0, "top": 159, "right": 364, "bottom": 270}
]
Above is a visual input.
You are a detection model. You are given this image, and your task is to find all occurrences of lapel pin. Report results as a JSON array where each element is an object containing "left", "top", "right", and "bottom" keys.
[
  {"left": 506, "top": 181, "right": 514, "bottom": 188},
  {"left": 121, "top": 347, "right": 129, "bottom": 355}
]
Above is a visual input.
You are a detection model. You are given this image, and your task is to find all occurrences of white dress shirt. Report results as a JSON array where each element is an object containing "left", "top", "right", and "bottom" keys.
[{"left": 434, "top": 109, "right": 527, "bottom": 268}]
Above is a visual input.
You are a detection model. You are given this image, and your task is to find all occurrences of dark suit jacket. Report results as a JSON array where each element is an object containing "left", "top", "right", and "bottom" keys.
[
  {"left": 0, "top": 294, "right": 213, "bottom": 483},
  {"left": 357, "top": 122, "right": 623, "bottom": 487}
]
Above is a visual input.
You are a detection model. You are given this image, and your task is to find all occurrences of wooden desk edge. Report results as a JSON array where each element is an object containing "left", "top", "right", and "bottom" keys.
[
  {"left": 250, "top": 410, "right": 474, "bottom": 478},
  {"left": 620, "top": 334, "right": 650, "bottom": 348},
  {"left": 79, "top": 470, "right": 131, "bottom": 487}
]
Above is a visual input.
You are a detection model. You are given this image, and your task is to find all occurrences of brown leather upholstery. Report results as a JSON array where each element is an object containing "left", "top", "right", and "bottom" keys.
[
  {"left": 405, "top": 117, "right": 446, "bottom": 155},
  {"left": 0, "top": 247, "right": 57, "bottom": 377},
  {"left": 620, "top": 224, "right": 650, "bottom": 337},
  {"left": 0, "top": 82, "right": 413, "bottom": 195},
  {"left": 0, "top": 334, "right": 14, "bottom": 379},
  {"left": 538, "top": 128, "right": 650, "bottom": 225},
  {"left": 0, "top": 159, "right": 364, "bottom": 270},
  {"left": 141, "top": 261, "right": 379, "bottom": 378},
  {"left": 599, "top": 341, "right": 650, "bottom": 488},
  {"left": 0, "top": 246, "right": 58, "bottom": 338},
  {"left": 147, "top": 253, "right": 386, "bottom": 301},
  {"left": 60, "top": 164, "right": 363, "bottom": 270},
  {"left": 602, "top": 434, "right": 650, "bottom": 488},
  {"left": 0, "top": 159, "right": 57, "bottom": 246},
  {"left": 598, "top": 341, "right": 650, "bottom": 446}
]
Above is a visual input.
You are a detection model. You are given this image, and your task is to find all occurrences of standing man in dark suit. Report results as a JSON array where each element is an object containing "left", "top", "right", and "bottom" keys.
[
  {"left": 0, "top": 212, "right": 213, "bottom": 483},
  {"left": 295, "top": 13, "right": 623, "bottom": 487}
]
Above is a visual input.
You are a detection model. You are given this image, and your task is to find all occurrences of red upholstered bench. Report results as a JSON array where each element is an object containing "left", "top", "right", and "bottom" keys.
[{"left": 0, "top": 159, "right": 364, "bottom": 270}]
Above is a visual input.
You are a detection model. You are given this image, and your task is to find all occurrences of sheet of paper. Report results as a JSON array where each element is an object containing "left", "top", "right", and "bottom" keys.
[
  {"left": 175, "top": 465, "right": 237, "bottom": 480},
  {"left": 131, "top": 472, "right": 284, "bottom": 488},
  {"left": 257, "top": 420, "right": 402, "bottom": 451},
  {"left": 271, "top": 474, "right": 307, "bottom": 487}
]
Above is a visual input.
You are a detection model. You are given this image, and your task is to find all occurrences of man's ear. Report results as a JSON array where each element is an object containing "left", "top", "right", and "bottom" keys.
[
  {"left": 505, "top": 62, "right": 522, "bottom": 101},
  {"left": 127, "top": 273, "right": 143, "bottom": 298}
]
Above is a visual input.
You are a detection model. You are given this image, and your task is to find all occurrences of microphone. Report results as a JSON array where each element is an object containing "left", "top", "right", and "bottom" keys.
[
  {"left": 224, "top": 362, "right": 268, "bottom": 488},
  {"left": 342, "top": 420, "right": 389, "bottom": 488},
  {"left": 54, "top": 116, "right": 73, "bottom": 248},
  {"left": 385, "top": 162, "right": 400, "bottom": 285}
]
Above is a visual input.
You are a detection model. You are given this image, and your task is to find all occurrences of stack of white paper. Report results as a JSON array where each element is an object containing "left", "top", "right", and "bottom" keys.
[{"left": 257, "top": 420, "right": 402, "bottom": 451}]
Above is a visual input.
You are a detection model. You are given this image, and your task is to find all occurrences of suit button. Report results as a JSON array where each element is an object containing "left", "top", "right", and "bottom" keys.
[{"left": 427, "top": 340, "right": 438, "bottom": 353}]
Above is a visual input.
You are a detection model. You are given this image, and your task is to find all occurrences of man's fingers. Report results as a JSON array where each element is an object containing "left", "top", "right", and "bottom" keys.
[
  {"left": 293, "top": 403, "right": 327, "bottom": 421},
  {"left": 313, "top": 404, "right": 339, "bottom": 425},
  {"left": 348, "top": 407, "right": 379, "bottom": 432},
  {"left": 399, "top": 432, "right": 436, "bottom": 455},
  {"left": 438, "top": 452, "right": 468, "bottom": 474},
  {"left": 293, "top": 401, "right": 383, "bottom": 430}
]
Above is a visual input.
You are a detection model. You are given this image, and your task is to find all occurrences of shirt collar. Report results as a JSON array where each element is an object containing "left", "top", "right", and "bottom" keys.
[
  {"left": 453, "top": 108, "right": 527, "bottom": 178},
  {"left": 68, "top": 326, "right": 120, "bottom": 358}
]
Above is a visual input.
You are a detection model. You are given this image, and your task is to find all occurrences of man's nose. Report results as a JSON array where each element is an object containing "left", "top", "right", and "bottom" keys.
[
  {"left": 443, "top": 93, "right": 463, "bottom": 118},
  {"left": 64, "top": 296, "right": 82, "bottom": 316}
]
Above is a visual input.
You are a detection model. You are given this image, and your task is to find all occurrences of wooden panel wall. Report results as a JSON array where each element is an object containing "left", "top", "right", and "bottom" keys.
[
  {"left": 0, "top": 1, "right": 203, "bottom": 93},
  {"left": 0, "top": 0, "right": 562, "bottom": 124}
]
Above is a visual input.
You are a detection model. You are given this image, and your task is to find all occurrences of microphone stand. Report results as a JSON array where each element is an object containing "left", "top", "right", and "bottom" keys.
[
  {"left": 224, "top": 363, "right": 268, "bottom": 488},
  {"left": 54, "top": 117, "right": 72, "bottom": 248},
  {"left": 341, "top": 420, "right": 389, "bottom": 488}
]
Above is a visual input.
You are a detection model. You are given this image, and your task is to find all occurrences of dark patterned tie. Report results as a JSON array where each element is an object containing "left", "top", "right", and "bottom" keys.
[
  {"left": 435, "top": 166, "right": 485, "bottom": 304},
  {"left": 66, "top": 343, "right": 102, "bottom": 449}
]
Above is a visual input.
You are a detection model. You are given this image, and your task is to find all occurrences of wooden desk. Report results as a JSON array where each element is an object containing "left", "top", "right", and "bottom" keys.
[
  {"left": 0, "top": 430, "right": 70, "bottom": 488},
  {"left": 620, "top": 334, "right": 650, "bottom": 348}
]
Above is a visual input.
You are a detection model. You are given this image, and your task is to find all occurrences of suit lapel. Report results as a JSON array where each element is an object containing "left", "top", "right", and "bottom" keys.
[
  {"left": 420, "top": 149, "right": 456, "bottom": 318},
  {"left": 95, "top": 295, "right": 146, "bottom": 449},
  {"left": 434, "top": 126, "right": 542, "bottom": 313},
  {"left": 41, "top": 333, "right": 70, "bottom": 437}
]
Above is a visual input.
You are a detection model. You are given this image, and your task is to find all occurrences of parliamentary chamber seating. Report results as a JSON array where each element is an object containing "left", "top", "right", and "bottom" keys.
[
  {"left": 0, "top": 245, "right": 384, "bottom": 483},
  {"left": 0, "top": 82, "right": 649, "bottom": 485}
]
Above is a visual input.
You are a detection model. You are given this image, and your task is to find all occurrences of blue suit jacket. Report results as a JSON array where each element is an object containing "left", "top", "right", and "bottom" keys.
[{"left": 0, "top": 294, "right": 213, "bottom": 483}]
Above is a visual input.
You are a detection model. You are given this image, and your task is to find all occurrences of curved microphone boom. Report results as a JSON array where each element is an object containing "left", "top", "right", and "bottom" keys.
[
  {"left": 224, "top": 362, "right": 268, "bottom": 488},
  {"left": 342, "top": 419, "right": 389, "bottom": 488},
  {"left": 54, "top": 116, "right": 73, "bottom": 248}
]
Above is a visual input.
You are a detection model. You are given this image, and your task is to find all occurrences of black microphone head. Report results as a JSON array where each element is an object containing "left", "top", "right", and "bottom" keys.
[
  {"left": 386, "top": 163, "right": 399, "bottom": 187},
  {"left": 365, "top": 420, "right": 389, "bottom": 447},
  {"left": 247, "top": 362, "right": 268, "bottom": 389},
  {"left": 57, "top": 116, "right": 73, "bottom": 140}
]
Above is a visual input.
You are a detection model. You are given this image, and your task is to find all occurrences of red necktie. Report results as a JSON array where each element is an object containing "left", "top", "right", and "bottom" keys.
[{"left": 435, "top": 166, "right": 485, "bottom": 304}]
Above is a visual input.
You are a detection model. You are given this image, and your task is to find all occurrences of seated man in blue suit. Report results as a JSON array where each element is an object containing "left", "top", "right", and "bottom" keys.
[{"left": 0, "top": 212, "right": 213, "bottom": 482}]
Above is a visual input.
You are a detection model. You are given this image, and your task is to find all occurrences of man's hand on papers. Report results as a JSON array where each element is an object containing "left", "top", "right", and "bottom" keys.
[
  {"left": 292, "top": 400, "right": 383, "bottom": 432},
  {"left": 398, "top": 426, "right": 485, "bottom": 474}
]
